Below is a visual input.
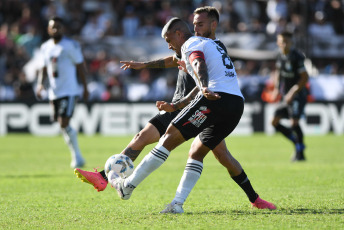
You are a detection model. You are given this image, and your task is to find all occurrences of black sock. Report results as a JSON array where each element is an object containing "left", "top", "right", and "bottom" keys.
[
  {"left": 293, "top": 125, "right": 304, "bottom": 144},
  {"left": 275, "top": 124, "right": 296, "bottom": 143},
  {"left": 100, "top": 170, "right": 108, "bottom": 181},
  {"left": 232, "top": 170, "right": 258, "bottom": 203}
]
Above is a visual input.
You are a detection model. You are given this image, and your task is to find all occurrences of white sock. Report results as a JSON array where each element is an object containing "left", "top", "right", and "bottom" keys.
[
  {"left": 125, "top": 143, "right": 170, "bottom": 187},
  {"left": 61, "top": 126, "right": 83, "bottom": 161},
  {"left": 172, "top": 158, "right": 203, "bottom": 204}
]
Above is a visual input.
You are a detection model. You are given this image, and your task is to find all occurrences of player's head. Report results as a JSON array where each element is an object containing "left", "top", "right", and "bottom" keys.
[
  {"left": 161, "top": 17, "right": 192, "bottom": 56},
  {"left": 193, "top": 6, "right": 219, "bottom": 39},
  {"left": 277, "top": 30, "right": 293, "bottom": 54},
  {"left": 47, "top": 16, "right": 65, "bottom": 40}
]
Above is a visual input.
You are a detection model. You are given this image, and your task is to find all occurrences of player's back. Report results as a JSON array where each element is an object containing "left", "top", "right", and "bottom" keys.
[{"left": 182, "top": 36, "right": 243, "bottom": 99}]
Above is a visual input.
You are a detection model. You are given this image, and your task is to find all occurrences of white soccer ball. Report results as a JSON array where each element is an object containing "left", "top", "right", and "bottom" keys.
[{"left": 104, "top": 154, "right": 134, "bottom": 179}]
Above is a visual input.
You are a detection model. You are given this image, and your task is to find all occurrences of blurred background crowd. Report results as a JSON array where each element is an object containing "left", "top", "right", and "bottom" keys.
[{"left": 0, "top": 0, "right": 344, "bottom": 102}]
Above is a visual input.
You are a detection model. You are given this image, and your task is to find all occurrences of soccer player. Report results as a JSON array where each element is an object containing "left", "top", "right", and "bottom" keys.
[
  {"left": 75, "top": 7, "right": 275, "bottom": 211},
  {"left": 108, "top": 17, "right": 276, "bottom": 213},
  {"left": 36, "top": 17, "right": 89, "bottom": 168},
  {"left": 271, "top": 31, "right": 309, "bottom": 161}
]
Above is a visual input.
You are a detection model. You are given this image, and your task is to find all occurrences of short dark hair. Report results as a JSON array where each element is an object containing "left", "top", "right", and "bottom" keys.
[
  {"left": 278, "top": 30, "right": 293, "bottom": 39},
  {"left": 194, "top": 6, "right": 220, "bottom": 23},
  {"left": 49, "top": 16, "right": 65, "bottom": 25},
  {"left": 161, "top": 17, "right": 192, "bottom": 38}
]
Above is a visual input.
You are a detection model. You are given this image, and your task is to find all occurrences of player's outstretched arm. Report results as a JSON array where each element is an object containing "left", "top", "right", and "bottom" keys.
[{"left": 120, "top": 56, "right": 178, "bottom": 70}]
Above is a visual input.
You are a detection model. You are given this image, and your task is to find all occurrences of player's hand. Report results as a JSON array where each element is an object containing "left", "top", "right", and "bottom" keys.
[
  {"left": 156, "top": 101, "right": 175, "bottom": 112},
  {"left": 36, "top": 84, "right": 44, "bottom": 100},
  {"left": 177, "top": 60, "right": 187, "bottom": 73},
  {"left": 201, "top": 87, "right": 221, "bottom": 100},
  {"left": 120, "top": 61, "right": 145, "bottom": 70},
  {"left": 284, "top": 92, "right": 293, "bottom": 105}
]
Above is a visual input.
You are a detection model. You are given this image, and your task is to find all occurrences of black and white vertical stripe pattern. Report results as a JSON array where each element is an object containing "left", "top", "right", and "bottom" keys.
[
  {"left": 173, "top": 92, "right": 203, "bottom": 124},
  {"left": 185, "top": 161, "right": 203, "bottom": 175},
  {"left": 151, "top": 147, "right": 169, "bottom": 162}
]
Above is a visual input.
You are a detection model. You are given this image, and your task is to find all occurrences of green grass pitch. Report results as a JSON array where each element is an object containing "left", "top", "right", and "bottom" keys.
[{"left": 0, "top": 134, "right": 343, "bottom": 229}]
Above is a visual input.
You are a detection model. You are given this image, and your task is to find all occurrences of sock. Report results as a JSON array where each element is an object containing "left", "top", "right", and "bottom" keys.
[
  {"left": 293, "top": 125, "right": 304, "bottom": 144},
  {"left": 275, "top": 124, "right": 296, "bottom": 143},
  {"left": 125, "top": 144, "right": 170, "bottom": 187},
  {"left": 100, "top": 170, "right": 107, "bottom": 181},
  {"left": 61, "top": 126, "right": 83, "bottom": 161},
  {"left": 232, "top": 170, "right": 258, "bottom": 203},
  {"left": 172, "top": 158, "right": 203, "bottom": 204}
]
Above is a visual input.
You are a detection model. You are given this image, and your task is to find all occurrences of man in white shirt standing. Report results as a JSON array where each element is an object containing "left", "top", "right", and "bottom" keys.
[{"left": 36, "top": 17, "right": 89, "bottom": 168}]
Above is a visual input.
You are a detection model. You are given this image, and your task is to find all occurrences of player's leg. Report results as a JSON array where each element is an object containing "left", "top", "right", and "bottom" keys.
[
  {"left": 111, "top": 94, "right": 208, "bottom": 200},
  {"left": 110, "top": 124, "right": 186, "bottom": 200},
  {"left": 272, "top": 109, "right": 297, "bottom": 144},
  {"left": 74, "top": 112, "right": 177, "bottom": 191},
  {"left": 290, "top": 98, "right": 307, "bottom": 161},
  {"left": 54, "top": 96, "right": 84, "bottom": 168}
]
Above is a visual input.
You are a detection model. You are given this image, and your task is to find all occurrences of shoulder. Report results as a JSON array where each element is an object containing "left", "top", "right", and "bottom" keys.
[
  {"left": 61, "top": 37, "right": 81, "bottom": 49},
  {"left": 214, "top": 39, "right": 228, "bottom": 54},
  {"left": 290, "top": 48, "right": 305, "bottom": 60},
  {"left": 183, "top": 36, "right": 210, "bottom": 52},
  {"left": 40, "top": 39, "right": 52, "bottom": 49}
]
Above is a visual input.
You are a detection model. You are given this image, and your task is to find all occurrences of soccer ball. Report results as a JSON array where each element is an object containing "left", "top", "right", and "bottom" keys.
[{"left": 104, "top": 154, "right": 134, "bottom": 179}]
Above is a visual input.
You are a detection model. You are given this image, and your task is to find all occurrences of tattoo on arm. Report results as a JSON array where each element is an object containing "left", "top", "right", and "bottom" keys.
[
  {"left": 144, "top": 59, "right": 166, "bottom": 68},
  {"left": 122, "top": 147, "right": 142, "bottom": 161},
  {"left": 192, "top": 58, "right": 208, "bottom": 87},
  {"left": 174, "top": 87, "right": 199, "bottom": 110}
]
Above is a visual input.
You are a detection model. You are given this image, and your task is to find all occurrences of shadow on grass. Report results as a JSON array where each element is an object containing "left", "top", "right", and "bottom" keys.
[{"left": 185, "top": 208, "right": 344, "bottom": 215}]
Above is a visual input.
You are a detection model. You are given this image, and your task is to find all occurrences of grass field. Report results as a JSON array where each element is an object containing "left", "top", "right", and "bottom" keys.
[{"left": 0, "top": 134, "right": 343, "bottom": 229}]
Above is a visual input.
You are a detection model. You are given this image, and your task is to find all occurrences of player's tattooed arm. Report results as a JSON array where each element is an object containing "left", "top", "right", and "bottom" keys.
[
  {"left": 192, "top": 58, "right": 209, "bottom": 87},
  {"left": 120, "top": 56, "right": 177, "bottom": 70},
  {"left": 173, "top": 87, "right": 200, "bottom": 110},
  {"left": 122, "top": 147, "right": 142, "bottom": 161}
]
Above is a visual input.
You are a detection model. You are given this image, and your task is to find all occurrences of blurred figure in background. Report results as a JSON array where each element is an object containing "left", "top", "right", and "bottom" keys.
[
  {"left": 271, "top": 31, "right": 309, "bottom": 161},
  {"left": 36, "top": 17, "right": 89, "bottom": 168}
]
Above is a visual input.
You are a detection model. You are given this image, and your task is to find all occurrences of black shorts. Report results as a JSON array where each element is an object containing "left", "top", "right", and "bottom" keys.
[
  {"left": 274, "top": 95, "right": 307, "bottom": 119},
  {"left": 51, "top": 96, "right": 78, "bottom": 121},
  {"left": 149, "top": 110, "right": 180, "bottom": 137},
  {"left": 172, "top": 92, "right": 244, "bottom": 150}
]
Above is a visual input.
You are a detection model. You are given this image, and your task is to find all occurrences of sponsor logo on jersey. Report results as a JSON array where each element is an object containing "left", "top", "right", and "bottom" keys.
[{"left": 182, "top": 107, "right": 211, "bottom": 127}]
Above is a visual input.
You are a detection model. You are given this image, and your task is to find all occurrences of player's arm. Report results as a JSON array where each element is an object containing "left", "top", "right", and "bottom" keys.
[
  {"left": 285, "top": 71, "right": 309, "bottom": 104},
  {"left": 120, "top": 56, "right": 178, "bottom": 70},
  {"left": 36, "top": 67, "right": 47, "bottom": 100},
  {"left": 271, "top": 69, "right": 281, "bottom": 101},
  {"left": 189, "top": 51, "right": 220, "bottom": 100},
  {"left": 76, "top": 61, "right": 89, "bottom": 101},
  {"left": 156, "top": 86, "right": 200, "bottom": 112}
]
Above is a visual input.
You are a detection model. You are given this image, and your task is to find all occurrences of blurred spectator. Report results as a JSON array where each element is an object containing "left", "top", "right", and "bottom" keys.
[
  {"left": 266, "top": 0, "right": 288, "bottom": 35},
  {"left": 121, "top": 6, "right": 139, "bottom": 38},
  {"left": 308, "top": 11, "right": 336, "bottom": 38},
  {"left": 138, "top": 16, "right": 161, "bottom": 37},
  {"left": 233, "top": 0, "right": 261, "bottom": 32}
]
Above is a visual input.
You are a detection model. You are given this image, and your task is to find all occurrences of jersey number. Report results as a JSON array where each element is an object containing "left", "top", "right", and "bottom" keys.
[{"left": 216, "top": 46, "right": 233, "bottom": 70}]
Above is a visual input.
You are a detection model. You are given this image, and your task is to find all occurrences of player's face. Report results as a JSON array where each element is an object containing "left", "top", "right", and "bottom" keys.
[
  {"left": 164, "top": 31, "right": 182, "bottom": 56},
  {"left": 277, "top": 35, "right": 292, "bottom": 54},
  {"left": 47, "top": 20, "right": 64, "bottom": 39},
  {"left": 193, "top": 12, "right": 213, "bottom": 38}
]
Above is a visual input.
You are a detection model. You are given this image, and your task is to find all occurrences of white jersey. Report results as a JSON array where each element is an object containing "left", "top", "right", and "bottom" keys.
[
  {"left": 40, "top": 37, "right": 83, "bottom": 100},
  {"left": 181, "top": 36, "right": 243, "bottom": 99}
]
